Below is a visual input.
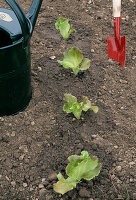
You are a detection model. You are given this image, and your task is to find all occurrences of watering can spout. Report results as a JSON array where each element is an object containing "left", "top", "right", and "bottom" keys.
[{"left": 27, "top": 0, "right": 43, "bottom": 32}]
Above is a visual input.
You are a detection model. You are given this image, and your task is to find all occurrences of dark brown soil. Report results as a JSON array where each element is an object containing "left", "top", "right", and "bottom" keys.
[{"left": 0, "top": 0, "right": 136, "bottom": 200}]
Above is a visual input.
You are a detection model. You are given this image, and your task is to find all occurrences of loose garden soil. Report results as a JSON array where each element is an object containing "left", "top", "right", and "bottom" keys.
[{"left": 0, "top": 0, "right": 136, "bottom": 200}]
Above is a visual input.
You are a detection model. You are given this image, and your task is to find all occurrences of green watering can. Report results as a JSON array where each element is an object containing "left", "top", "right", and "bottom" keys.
[{"left": 0, "top": 0, "right": 43, "bottom": 116}]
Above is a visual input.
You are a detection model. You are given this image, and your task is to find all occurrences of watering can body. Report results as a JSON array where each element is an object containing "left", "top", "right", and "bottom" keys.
[{"left": 0, "top": 0, "right": 43, "bottom": 116}]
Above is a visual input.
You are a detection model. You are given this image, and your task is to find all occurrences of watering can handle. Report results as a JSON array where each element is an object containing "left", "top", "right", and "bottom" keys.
[
  {"left": 113, "top": 0, "right": 121, "bottom": 17},
  {"left": 5, "top": 0, "right": 30, "bottom": 42},
  {"left": 26, "top": 0, "right": 43, "bottom": 32}
]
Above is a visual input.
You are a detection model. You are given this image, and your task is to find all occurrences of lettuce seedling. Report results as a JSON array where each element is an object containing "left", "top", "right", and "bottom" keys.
[
  {"left": 58, "top": 47, "right": 90, "bottom": 75},
  {"left": 55, "top": 18, "right": 75, "bottom": 40},
  {"left": 53, "top": 151, "right": 101, "bottom": 195},
  {"left": 63, "top": 94, "right": 98, "bottom": 119}
]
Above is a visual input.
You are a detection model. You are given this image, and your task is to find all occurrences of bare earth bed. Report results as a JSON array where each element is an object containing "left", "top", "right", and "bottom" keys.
[{"left": 0, "top": 0, "right": 136, "bottom": 199}]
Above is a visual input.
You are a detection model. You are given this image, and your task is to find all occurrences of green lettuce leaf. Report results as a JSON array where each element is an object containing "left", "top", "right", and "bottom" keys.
[
  {"left": 64, "top": 93, "right": 77, "bottom": 104},
  {"left": 63, "top": 93, "right": 77, "bottom": 113},
  {"left": 82, "top": 96, "right": 99, "bottom": 113},
  {"left": 63, "top": 94, "right": 83, "bottom": 119},
  {"left": 66, "top": 151, "right": 101, "bottom": 182},
  {"left": 58, "top": 47, "right": 83, "bottom": 75},
  {"left": 80, "top": 58, "right": 91, "bottom": 71},
  {"left": 58, "top": 47, "right": 90, "bottom": 75},
  {"left": 63, "top": 94, "right": 98, "bottom": 119},
  {"left": 53, "top": 173, "right": 77, "bottom": 195},
  {"left": 53, "top": 151, "right": 101, "bottom": 195},
  {"left": 55, "top": 18, "right": 75, "bottom": 40}
]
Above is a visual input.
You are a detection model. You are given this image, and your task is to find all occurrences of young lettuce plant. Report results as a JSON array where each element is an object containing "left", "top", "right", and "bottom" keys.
[
  {"left": 63, "top": 93, "right": 98, "bottom": 119},
  {"left": 55, "top": 18, "right": 75, "bottom": 40},
  {"left": 58, "top": 47, "right": 90, "bottom": 76},
  {"left": 53, "top": 150, "right": 101, "bottom": 195}
]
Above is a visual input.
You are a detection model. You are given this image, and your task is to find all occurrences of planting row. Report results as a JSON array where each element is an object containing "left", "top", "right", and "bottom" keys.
[{"left": 49, "top": 18, "right": 101, "bottom": 195}]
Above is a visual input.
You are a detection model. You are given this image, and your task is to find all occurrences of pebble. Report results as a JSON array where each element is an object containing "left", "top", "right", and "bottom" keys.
[
  {"left": 91, "top": 134, "right": 97, "bottom": 139},
  {"left": 116, "top": 166, "right": 122, "bottom": 172},
  {"left": 91, "top": 49, "right": 94, "bottom": 53},
  {"left": 129, "top": 178, "right": 134, "bottom": 183},
  {"left": 6, "top": 176, "right": 10, "bottom": 181},
  {"left": 19, "top": 154, "right": 25, "bottom": 161},
  {"left": 0, "top": 117, "right": 4, "bottom": 121},
  {"left": 31, "top": 121, "right": 35, "bottom": 126},
  {"left": 129, "top": 161, "right": 135, "bottom": 166},
  {"left": 11, "top": 181, "right": 16, "bottom": 187},
  {"left": 118, "top": 158, "right": 122, "bottom": 162},
  {"left": 88, "top": 0, "right": 93, "bottom": 4},
  {"left": 38, "top": 67, "right": 42, "bottom": 71},
  {"left": 38, "top": 183, "right": 44, "bottom": 189},
  {"left": 50, "top": 56, "right": 56, "bottom": 60},
  {"left": 126, "top": 15, "right": 129, "bottom": 21},
  {"left": 79, "top": 187, "right": 91, "bottom": 198},
  {"left": 23, "top": 183, "right": 28, "bottom": 187},
  {"left": 42, "top": 178, "right": 46, "bottom": 183},
  {"left": 11, "top": 131, "right": 16, "bottom": 137},
  {"left": 48, "top": 172, "right": 57, "bottom": 181},
  {"left": 30, "top": 187, "right": 34, "bottom": 191},
  {"left": 119, "top": 79, "right": 127, "bottom": 84}
]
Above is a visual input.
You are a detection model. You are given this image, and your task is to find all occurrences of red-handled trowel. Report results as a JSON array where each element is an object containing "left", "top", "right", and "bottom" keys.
[{"left": 107, "top": 0, "right": 126, "bottom": 67}]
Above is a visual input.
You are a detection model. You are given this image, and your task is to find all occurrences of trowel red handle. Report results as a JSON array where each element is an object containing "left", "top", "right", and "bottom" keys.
[
  {"left": 113, "top": 0, "right": 121, "bottom": 49},
  {"left": 114, "top": 17, "right": 121, "bottom": 49}
]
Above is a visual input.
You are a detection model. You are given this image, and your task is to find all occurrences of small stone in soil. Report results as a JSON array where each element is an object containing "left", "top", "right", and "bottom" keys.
[
  {"left": 79, "top": 187, "right": 91, "bottom": 198},
  {"left": 48, "top": 172, "right": 57, "bottom": 181},
  {"left": 91, "top": 134, "right": 97, "bottom": 139},
  {"left": 38, "top": 67, "right": 42, "bottom": 71},
  {"left": 23, "top": 183, "right": 27, "bottom": 187},
  {"left": 11, "top": 131, "right": 16, "bottom": 137},
  {"left": 116, "top": 166, "right": 122, "bottom": 172},
  {"left": 11, "top": 181, "right": 16, "bottom": 187},
  {"left": 39, "top": 183, "right": 44, "bottom": 189},
  {"left": 31, "top": 121, "right": 35, "bottom": 126},
  {"left": 50, "top": 56, "right": 56, "bottom": 60}
]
